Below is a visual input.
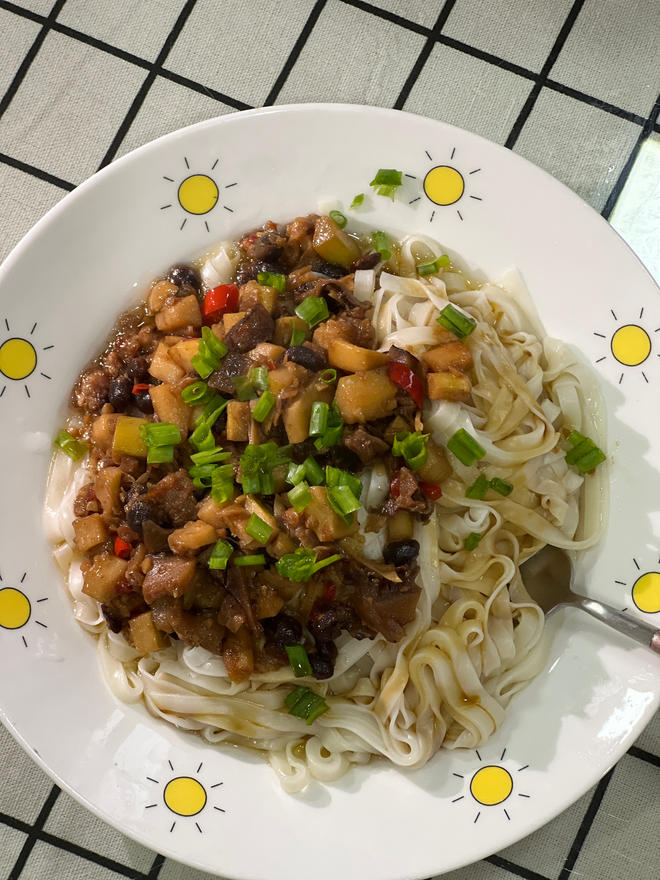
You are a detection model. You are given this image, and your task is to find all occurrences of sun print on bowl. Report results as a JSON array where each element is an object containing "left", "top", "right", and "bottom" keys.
[
  {"left": 407, "top": 148, "right": 483, "bottom": 222},
  {"left": 0, "top": 569, "right": 48, "bottom": 648},
  {"left": 616, "top": 556, "right": 660, "bottom": 615},
  {"left": 452, "top": 748, "right": 530, "bottom": 823},
  {"left": 594, "top": 307, "right": 656, "bottom": 384},
  {"left": 146, "top": 760, "right": 226, "bottom": 833},
  {"left": 0, "top": 319, "right": 54, "bottom": 399},
  {"left": 161, "top": 157, "right": 237, "bottom": 233}
]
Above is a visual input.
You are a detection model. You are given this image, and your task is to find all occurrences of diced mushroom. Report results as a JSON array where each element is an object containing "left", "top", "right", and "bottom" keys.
[
  {"left": 129, "top": 610, "right": 168, "bottom": 655},
  {"left": 142, "top": 555, "right": 197, "bottom": 604},
  {"left": 147, "top": 279, "right": 178, "bottom": 314}
]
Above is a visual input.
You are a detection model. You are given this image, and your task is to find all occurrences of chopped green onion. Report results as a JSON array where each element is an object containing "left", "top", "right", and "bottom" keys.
[
  {"left": 203, "top": 326, "right": 228, "bottom": 361},
  {"left": 489, "top": 477, "right": 513, "bottom": 496},
  {"left": 295, "top": 295, "right": 329, "bottom": 328},
  {"left": 319, "top": 368, "right": 337, "bottom": 384},
  {"left": 285, "top": 645, "right": 313, "bottom": 677},
  {"left": 211, "top": 464, "right": 234, "bottom": 504},
  {"left": 246, "top": 513, "right": 274, "bottom": 544},
  {"left": 564, "top": 431, "right": 606, "bottom": 473},
  {"left": 391, "top": 431, "right": 429, "bottom": 471},
  {"left": 232, "top": 375, "right": 257, "bottom": 401},
  {"left": 350, "top": 193, "right": 364, "bottom": 209},
  {"left": 329, "top": 210, "right": 347, "bottom": 228},
  {"left": 437, "top": 303, "right": 476, "bottom": 339},
  {"left": 190, "top": 462, "right": 220, "bottom": 488},
  {"left": 290, "top": 325, "right": 306, "bottom": 346},
  {"left": 190, "top": 447, "right": 231, "bottom": 466},
  {"left": 54, "top": 429, "right": 87, "bottom": 461},
  {"left": 234, "top": 554, "right": 266, "bottom": 567},
  {"left": 192, "top": 327, "right": 228, "bottom": 378},
  {"left": 325, "top": 465, "right": 362, "bottom": 500},
  {"left": 257, "top": 271, "right": 286, "bottom": 293},
  {"left": 572, "top": 447, "right": 606, "bottom": 473},
  {"left": 287, "top": 462, "right": 306, "bottom": 485},
  {"left": 195, "top": 395, "right": 228, "bottom": 429},
  {"left": 417, "top": 254, "right": 450, "bottom": 276},
  {"left": 313, "top": 402, "right": 344, "bottom": 450},
  {"left": 248, "top": 366, "right": 269, "bottom": 392},
  {"left": 327, "top": 485, "right": 360, "bottom": 523},
  {"left": 276, "top": 548, "right": 340, "bottom": 582},
  {"left": 447, "top": 428, "right": 486, "bottom": 467},
  {"left": 146, "top": 445, "right": 175, "bottom": 464},
  {"left": 285, "top": 686, "right": 329, "bottom": 724},
  {"left": 369, "top": 168, "right": 403, "bottom": 200},
  {"left": 191, "top": 353, "right": 215, "bottom": 380},
  {"left": 288, "top": 480, "right": 312, "bottom": 513},
  {"left": 240, "top": 442, "right": 291, "bottom": 495},
  {"left": 371, "top": 230, "right": 391, "bottom": 260},
  {"left": 181, "top": 380, "right": 213, "bottom": 405},
  {"left": 189, "top": 423, "right": 215, "bottom": 452},
  {"left": 466, "top": 474, "right": 489, "bottom": 500},
  {"left": 208, "top": 539, "right": 234, "bottom": 571},
  {"left": 140, "top": 422, "right": 181, "bottom": 447},
  {"left": 309, "top": 400, "right": 329, "bottom": 436},
  {"left": 253, "top": 390, "right": 275, "bottom": 422},
  {"left": 566, "top": 430, "right": 586, "bottom": 446},
  {"left": 303, "top": 456, "right": 324, "bottom": 485},
  {"left": 464, "top": 532, "right": 482, "bottom": 551}
]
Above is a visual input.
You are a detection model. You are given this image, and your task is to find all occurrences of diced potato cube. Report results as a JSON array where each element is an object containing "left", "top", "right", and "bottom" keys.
[
  {"left": 73, "top": 514, "right": 108, "bottom": 552},
  {"left": 417, "top": 440, "right": 452, "bottom": 484},
  {"left": 248, "top": 342, "right": 285, "bottom": 366},
  {"left": 169, "top": 338, "right": 201, "bottom": 373},
  {"left": 239, "top": 280, "right": 278, "bottom": 315},
  {"left": 94, "top": 467, "right": 122, "bottom": 520},
  {"left": 223, "top": 311, "right": 247, "bottom": 332},
  {"left": 273, "top": 316, "right": 308, "bottom": 347},
  {"left": 427, "top": 371, "right": 472, "bottom": 402},
  {"left": 129, "top": 611, "right": 168, "bottom": 655},
  {"left": 423, "top": 341, "right": 473, "bottom": 372},
  {"left": 149, "top": 342, "right": 185, "bottom": 383},
  {"left": 312, "top": 215, "right": 360, "bottom": 268},
  {"left": 82, "top": 552, "right": 128, "bottom": 603},
  {"left": 283, "top": 382, "right": 334, "bottom": 444},
  {"left": 112, "top": 416, "right": 149, "bottom": 458},
  {"left": 328, "top": 339, "right": 388, "bottom": 372},
  {"left": 147, "top": 279, "right": 178, "bottom": 314},
  {"left": 387, "top": 510, "right": 413, "bottom": 543},
  {"left": 334, "top": 371, "right": 397, "bottom": 423},
  {"left": 303, "top": 486, "right": 359, "bottom": 541},
  {"left": 269, "top": 531, "right": 296, "bottom": 558},
  {"left": 149, "top": 383, "right": 190, "bottom": 437},
  {"left": 198, "top": 493, "right": 235, "bottom": 527},
  {"left": 267, "top": 362, "right": 307, "bottom": 395},
  {"left": 168, "top": 520, "right": 217, "bottom": 555},
  {"left": 155, "top": 294, "right": 202, "bottom": 331},
  {"left": 226, "top": 400, "right": 250, "bottom": 442},
  {"left": 91, "top": 413, "right": 120, "bottom": 451}
]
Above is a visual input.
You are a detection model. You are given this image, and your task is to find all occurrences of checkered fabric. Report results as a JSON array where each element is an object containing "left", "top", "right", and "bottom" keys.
[{"left": 0, "top": 2, "right": 658, "bottom": 879}]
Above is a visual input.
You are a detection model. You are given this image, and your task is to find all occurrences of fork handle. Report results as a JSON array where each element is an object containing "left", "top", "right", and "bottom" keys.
[{"left": 575, "top": 597, "right": 660, "bottom": 654}]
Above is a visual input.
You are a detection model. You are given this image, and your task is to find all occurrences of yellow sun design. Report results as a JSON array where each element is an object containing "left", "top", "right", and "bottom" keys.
[
  {"left": 594, "top": 307, "right": 655, "bottom": 383},
  {"left": 0, "top": 571, "right": 48, "bottom": 647},
  {"left": 616, "top": 557, "right": 660, "bottom": 614},
  {"left": 453, "top": 748, "right": 530, "bottom": 822},
  {"left": 161, "top": 157, "right": 237, "bottom": 232},
  {"left": 408, "top": 148, "right": 482, "bottom": 222},
  {"left": 0, "top": 320, "right": 54, "bottom": 399},
  {"left": 146, "top": 761, "right": 225, "bottom": 833}
]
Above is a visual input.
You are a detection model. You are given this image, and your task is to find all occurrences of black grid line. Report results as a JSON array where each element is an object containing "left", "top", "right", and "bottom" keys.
[
  {"left": 0, "top": 150, "right": 75, "bottom": 191},
  {"left": 8, "top": 785, "right": 60, "bottom": 880},
  {"left": 36, "top": 829, "right": 150, "bottom": 880},
  {"left": 601, "top": 91, "right": 660, "bottom": 220},
  {"left": 628, "top": 744, "right": 660, "bottom": 768},
  {"left": 394, "top": 0, "right": 458, "bottom": 110},
  {"left": 0, "top": 0, "right": 66, "bottom": 120},
  {"left": 339, "top": 0, "right": 430, "bottom": 37},
  {"left": 557, "top": 767, "right": 615, "bottom": 880},
  {"left": 263, "top": 0, "right": 327, "bottom": 105},
  {"left": 146, "top": 853, "right": 165, "bottom": 879},
  {"left": 485, "top": 854, "right": 553, "bottom": 880},
  {"left": 504, "top": 0, "right": 586, "bottom": 149},
  {"left": 97, "top": 0, "right": 200, "bottom": 169}
]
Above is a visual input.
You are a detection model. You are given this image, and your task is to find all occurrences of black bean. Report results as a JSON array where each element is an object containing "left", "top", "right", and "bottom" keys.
[
  {"left": 286, "top": 345, "right": 327, "bottom": 371},
  {"left": 383, "top": 539, "right": 420, "bottom": 567},
  {"left": 350, "top": 252, "right": 380, "bottom": 272},
  {"left": 311, "top": 258, "right": 346, "bottom": 279},
  {"left": 108, "top": 375, "right": 132, "bottom": 410},
  {"left": 126, "top": 499, "right": 157, "bottom": 532},
  {"left": 268, "top": 613, "right": 303, "bottom": 649},
  {"left": 125, "top": 356, "right": 149, "bottom": 382},
  {"left": 310, "top": 652, "right": 334, "bottom": 680},
  {"left": 325, "top": 444, "right": 361, "bottom": 473},
  {"left": 134, "top": 389, "right": 154, "bottom": 413},
  {"left": 168, "top": 264, "right": 201, "bottom": 292},
  {"left": 101, "top": 604, "right": 123, "bottom": 634}
]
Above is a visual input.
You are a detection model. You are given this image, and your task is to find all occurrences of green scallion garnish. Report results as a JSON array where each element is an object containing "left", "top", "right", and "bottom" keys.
[
  {"left": 190, "top": 447, "right": 231, "bottom": 466},
  {"left": 369, "top": 168, "right": 403, "bottom": 200},
  {"left": 248, "top": 366, "right": 269, "bottom": 392},
  {"left": 329, "top": 210, "right": 347, "bottom": 228},
  {"left": 276, "top": 548, "right": 341, "bottom": 582},
  {"left": 192, "top": 326, "right": 228, "bottom": 379},
  {"left": 295, "top": 295, "right": 329, "bottom": 328},
  {"left": 290, "top": 325, "right": 306, "bottom": 346},
  {"left": 232, "top": 375, "right": 257, "bottom": 401},
  {"left": 285, "top": 686, "right": 329, "bottom": 724},
  {"left": 371, "top": 230, "right": 391, "bottom": 260},
  {"left": 54, "top": 429, "right": 88, "bottom": 461},
  {"left": 465, "top": 474, "right": 489, "bottom": 500},
  {"left": 285, "top": 645, "right": 313, "bottom": 677},
  {"left": 234, "top": 554, "right": 266, "bottom": 567},
  {"left": 288, "top": 481, "right": 312, "bottom": 513},
  {"left": 564, "top": 431, "right": 606, "bottom": 473},
  {"left": 437, "top": 303, "right": 476, "bottom": 339},
  {"left": 257, "top": 271, "right": 286, "bottom": 293},
  {"left": 240, "top": 442, "right": 291, "bottom": 495},
  {"left": 417, "top": 254, "right": 450, "bottom": 276},
  {"left": 309, "top": 401, "right": 329, "bottom": 437},
  {"left": 325, "top": 465, "right": 362, "bottom": 500},
  {"left": 320, "top": 368, "right": 337, "bottom": 384},
  {"left": 327, "top": 485, "right": 361, "bottom": 523},
  {"left": 181, "top": 380, "right": 213, "bottom": 406},
  {"left": 208, "top": 539, "right": 233, "bottom": 571},
  {"left": 287, "top": 462, "right": 306, "bottom": 486},
  {"left": 464, "top": 532, "right": 482, "bottom": 551},
  {"left": 489, "top": 477, "right": 513, "bottom": 496},
  {"left": 140, "top": 422, "right": 181, "bottom": 447},
  {"left": 391, "top": 431, "right": 429, "bottom": 471},
  {"left": 313, "top": 402, "right": 344, "bottom": 450},
  {"left": 447, "top": 428, "right": 486, "bottom": 467},
  {"left": 350, "top": 193, "right": 364, "bottom": 209},
  {"left": 245, "top": 513, "right": 274, "bottom": 544},
  {"left": 252, "top": 390, "right": 275, "bottom": 422},
  {"left": 303, "top": 456, "right": 324, "bottom": 485},
  {"left": 211, "top": 464, "right": 234, "bottom": 504}
]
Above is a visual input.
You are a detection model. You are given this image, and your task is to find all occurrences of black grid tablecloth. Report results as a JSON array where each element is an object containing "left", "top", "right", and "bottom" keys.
[{"left": 0, "top": 2, "right": 658, "bottom": 879}]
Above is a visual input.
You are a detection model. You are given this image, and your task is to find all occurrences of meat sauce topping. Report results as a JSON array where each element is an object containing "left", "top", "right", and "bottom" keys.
[{"left": 61, "top": 215, "right": 468, "bottom": 684}]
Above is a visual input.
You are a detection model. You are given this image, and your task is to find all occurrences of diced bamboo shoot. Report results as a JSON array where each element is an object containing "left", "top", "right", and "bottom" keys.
[
  {"left": 427, "top": 371, "right": 471, "bottom": 402},
  {"left": 168, "top": 520, "right": 217, "bottom": 555},
  {"left": 334, "top": 371, "right": 397, "bottom": 423},
  {"left": 223, "top": 311, "right": 246, "bottom": 332},
  {"left": 226, "top": 400, "right": 250, "bottom": 442},
  {"left": 94, "top": 467, "right": 122, "bottom": 520},
  {"left": 248, "top": 342, "right": 285, "bottom": 366},
  {"left": 149, "top": 383, "right": 190, "bottom": 436},
  {"left": 112, "top": 416, "right": 149, "bottom": 458},
  {"left": 283, "top": 382, "right": 333, "bottom": 444},
  {"left": 303, "top": 486, "right": 359, "bottom": 541},
  {"left": 423, "top": 341, "right": 473, "bottom": 372},
  {"left": 239, "top": 281, "right": 278, "bottom": 315},
  {"left": 149, "top": 342, "right": 185, "bottom": 383},
  {"left": 387, "top": 510, "right": 413, "bottom": 542},
  {"left": 91, "top": 413, "right": 120, "bottom": 451},
  {"left": 154, "top": 294, "right": 202, "bottom": 331},
  {"left": 169, "top": 338, "right": 202, "bottom": 373},
  {"left": 73, "top": 514, "right": 108, "bottom": 552},
  {"left": 267, "top": 362, "right": 306, "bottom": 395},
  {"left": 129, "top": 611, "right": 168, "bottom": 655},
  {"left": 312, "top": 215, "right": 360, "bottom": 268},
  {"left": 82, "top": 552, "right": 128, "bottom": 603},
  {"left": 328, "top": 339, "right": 388, "bottom": 372}
]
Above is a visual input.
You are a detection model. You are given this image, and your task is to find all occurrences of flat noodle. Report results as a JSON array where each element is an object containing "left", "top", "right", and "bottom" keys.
[{"left": 46, "top": 234, "right": 607, "bottom": 791}]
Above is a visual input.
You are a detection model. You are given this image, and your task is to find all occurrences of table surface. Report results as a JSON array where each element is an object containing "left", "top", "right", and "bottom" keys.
[{"left": 0, "top": 2, "right": 658, "bottom": 879}]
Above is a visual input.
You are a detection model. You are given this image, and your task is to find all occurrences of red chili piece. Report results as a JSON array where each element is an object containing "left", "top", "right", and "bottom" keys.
[
  {"left": 390, "top": 470, "right": 401, "bottom": 498},
  {"left": 114, "top": 536, "right": 132, "bottom": 559},
  {"left": 132, "top": 383, "right": 150, "bottom": 394},
  {"left": 202, "top": 283, "right": 240, "bottom": 325},
  {"left": 386, "top": 361, "right": 424, "bottom": 409},
  {"left": 419, "top": 481, "right": 443, "bottom": 500},
  {"left": 321, "top": 581, "right": 336, "bottom": 603}
]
